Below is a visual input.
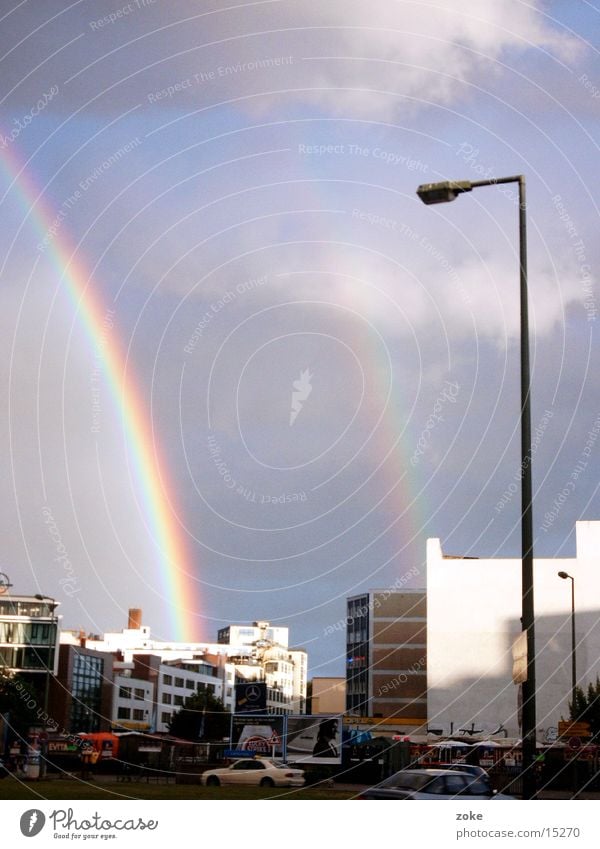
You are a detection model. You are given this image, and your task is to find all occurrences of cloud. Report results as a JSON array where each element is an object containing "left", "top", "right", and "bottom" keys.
[{"left": 189, "top": 0, "right": 582, "bottom": 119}]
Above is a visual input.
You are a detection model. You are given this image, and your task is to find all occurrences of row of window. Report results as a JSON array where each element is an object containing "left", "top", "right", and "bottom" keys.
[
  {"left": 0, "top": 622, "right": 55, "bottom": 644},
  {"left": 161, "top": 683, "right": 216, "bottom": 705},
  {"left": 116, "top": 707, "right": 147, "bottom": 721},
  {"left": 162, "top": 674, "right": 198, "bottom": 689},
  {"left": 268, "top": 689, "right": 290, "bottom": 703},
  {"left": 0, "top": 645, "right": 55, "bottom": 670},
  {"left": 118, "top": 687, "right": 147, "bottom": 700}
]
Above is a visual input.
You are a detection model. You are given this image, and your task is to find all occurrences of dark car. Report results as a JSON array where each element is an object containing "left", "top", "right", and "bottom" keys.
[
  {"left": 357, "top": 768, "right": 513, "bottom": 800},
  {"left": 430, "top": 763, "right": 488, "bottom": 779}
]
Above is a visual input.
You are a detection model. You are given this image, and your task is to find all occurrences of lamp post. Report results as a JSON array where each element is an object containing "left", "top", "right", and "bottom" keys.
[
  {"left": 416, "top": 175, "right": 537, "bottom": 798},
  {"left": 557, "top": 571, "right": 576, "bottom": 713}
]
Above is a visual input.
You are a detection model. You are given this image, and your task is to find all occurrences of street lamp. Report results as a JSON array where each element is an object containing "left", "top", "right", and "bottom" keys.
[
  {"left": 417, "top": 175, "right": 537, "bottom": 798},
  {"left": 557, "top": 571, "right": 576, "bottom": 713}
]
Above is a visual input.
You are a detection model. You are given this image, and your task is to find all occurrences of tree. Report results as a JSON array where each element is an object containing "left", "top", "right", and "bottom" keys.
[
  {"left": 0, "top": 671, "right": 44, "bottom": 746},
  {"left": 569, "top": 676, "right": 600, "bottom": 737},
  {"left": 168, "top": 689, "right": 230, "bottom": 741}
]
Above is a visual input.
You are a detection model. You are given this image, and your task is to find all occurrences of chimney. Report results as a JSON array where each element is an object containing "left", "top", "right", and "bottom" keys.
[{"left": 128, "top": 608, "right": 142, "bottom": 629}]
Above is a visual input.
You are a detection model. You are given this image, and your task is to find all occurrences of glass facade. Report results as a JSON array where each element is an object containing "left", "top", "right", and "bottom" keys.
[
  {"left": 346, "top": 595, "right": 370, "bottom": 716},
  {"left": 0, "top": 599, "right": 56, "bottom": 617},
  {"left": 70, "top": 651, "right": 104, "bottom": 733},
  {"left": 0, "top": 619, "right": 58, "bottom": 672}
]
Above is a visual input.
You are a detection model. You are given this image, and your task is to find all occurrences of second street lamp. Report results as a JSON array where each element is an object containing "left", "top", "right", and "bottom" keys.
[
  {"left": 416, "top": 175, "right": 537, "bottom": 799},
  {"left": 557, "top": 571, "right": 577, "bottom": 714}
]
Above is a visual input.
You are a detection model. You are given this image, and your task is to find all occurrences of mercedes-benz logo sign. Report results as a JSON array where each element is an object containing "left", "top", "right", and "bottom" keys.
[
  {"left": 0, "top": 573, "right": 12, "bottom": 595},
  {"left": 246, "top": 685, "right": 262, "bottom": 702}
]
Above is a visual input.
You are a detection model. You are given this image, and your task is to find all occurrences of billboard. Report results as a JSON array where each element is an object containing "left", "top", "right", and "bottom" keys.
[
  {"left": 230, "top": 714, "right": 284, "bottom": 759},
  {"left": 285, "top": 715, "right": 342, "bottom": 765},
  {"left": 234, "top": 682, "right": 267, "bottom": 713}
]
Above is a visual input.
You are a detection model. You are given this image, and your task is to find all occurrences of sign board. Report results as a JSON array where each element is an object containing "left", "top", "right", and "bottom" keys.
[
  {"left": 512, "top": 632, "right": 528, "bottom": 685},
  {"left": 235, "top": 682, "right": 267, "bottom": 714},
  {"left": 230, "top": 714, "right": 284, "bottom": 758},
  {"left": 344, "top": 716, "right": 423, "bottom": 726},
  {"left": 558, "top": 720, "right": 591, "bottom": 738},
  {"left": 285, "top": 715, "right": 342, "bottom": 765},
  {"left": 565, "top": 744, "right": 594, "bottom": 761}
]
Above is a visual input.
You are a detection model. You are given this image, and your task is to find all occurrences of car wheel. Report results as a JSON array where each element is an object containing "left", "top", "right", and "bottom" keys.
[
  {"left": 206, "top": 776, "right": 220, "bottom": 787},
  {"left": 260, "top": 777, "right": 275, "bottom": 788}
]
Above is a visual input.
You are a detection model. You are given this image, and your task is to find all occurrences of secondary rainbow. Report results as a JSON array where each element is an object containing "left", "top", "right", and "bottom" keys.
[{"left": 1, "top": 143, "right": 202, "bottom": 641}]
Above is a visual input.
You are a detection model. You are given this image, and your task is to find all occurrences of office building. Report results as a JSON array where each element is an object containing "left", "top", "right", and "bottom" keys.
[{"left": 346, "top": 588, "right": 427, "bottom": 720}]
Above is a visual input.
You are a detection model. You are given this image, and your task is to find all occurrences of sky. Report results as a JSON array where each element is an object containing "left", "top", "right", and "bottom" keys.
[{"left": 0, "top": 0, "right": 599, "bottom": 678}]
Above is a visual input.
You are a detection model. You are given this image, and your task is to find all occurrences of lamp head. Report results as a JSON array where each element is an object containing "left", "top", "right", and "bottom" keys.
[
  {"left": 416, "top": 180, "right": 473, "bottom": 205},
  {"left": 557, "top": 571, "right": 570, "bottom": 580}
]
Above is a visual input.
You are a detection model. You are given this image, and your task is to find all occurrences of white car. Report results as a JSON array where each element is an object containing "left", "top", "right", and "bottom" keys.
[{"left": 201, "top": 758, "right": 305, "bottom": 788}]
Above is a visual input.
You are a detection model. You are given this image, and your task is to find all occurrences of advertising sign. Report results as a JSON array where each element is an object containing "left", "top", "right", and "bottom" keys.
[
  {"left": 285, "top": 715, "right": 342, "bottom": 765},
  {"left": 230, "top": 714, "right": 284, "bottom": 758},
  {"left": 235, "top": 682, "right": 267, "bottom": 713}
]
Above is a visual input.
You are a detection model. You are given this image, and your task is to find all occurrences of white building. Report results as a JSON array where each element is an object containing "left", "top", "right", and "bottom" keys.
[
  {"left": 112, "top": 662, "right": 154, "bottom": 732},
  {"left": 63, "top": 612, "right": 307, "bottom": 724},
  {"left": 218, "top": 621, "right": 307, "bottom": 714},
  {"left": 427, "top": 520, "right": 600, "bottom": 739}
]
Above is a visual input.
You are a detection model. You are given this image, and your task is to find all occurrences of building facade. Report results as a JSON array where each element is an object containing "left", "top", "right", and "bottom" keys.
[
  {"left": 48, "top": 642, "right": 114, "bottom": 734},
  {"left": 427, "top": 520, "right": 600, "bottom": 738},
  {"left": 63, "top": 612, "right": 307, "bottom": 726},
  {"left": 346, "top": 589, "right": 427, "bottom": 721},
  {"left": 311, "top": 677, "right": 346, "bottom": 714},
  {"left": 0, "top": 593, "right": 60, "bottom": 678}
]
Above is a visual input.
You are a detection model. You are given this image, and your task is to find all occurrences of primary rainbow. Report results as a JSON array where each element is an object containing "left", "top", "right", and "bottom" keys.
[{"left": 1, "top": 143, "right": 202, "bottom": 641}]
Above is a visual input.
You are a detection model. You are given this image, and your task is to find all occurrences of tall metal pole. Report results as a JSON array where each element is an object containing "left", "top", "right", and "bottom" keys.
[
  {"left": 517, "top": 176, "right": 537, "bottom": 800},
  {"left": 569, "top": 576, "right": 576, "bottom": 710},
  {"left": 416, "top": 175, "right": 537, "bottom": 797}
]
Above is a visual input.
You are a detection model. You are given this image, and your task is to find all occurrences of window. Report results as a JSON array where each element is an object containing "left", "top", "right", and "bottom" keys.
[
  {"left": 132, "top": 709, "right": 145, "bottom": 721},
  {"left": 174, "top": 695, "right": 184, "bottom": 706},
  {"left": 185, "top": 680, "right": 194, "bottom": 690},
  {"left": 119, "top": 687, "right": 131, "bottom": 700},
  {"left": 161, "top": 712, "right": 171, "bottom": 724},
  {"left": 163, "top": 674, "right": 172, "bottom": 686},
  {"left": 464, "top": 777, "right": 493, "bottom": 797},
  {"left": 117, "top": 707, "right": 130, "bottom": 720},
  {"left": 162, "top": 693, "right": 172, "bottom": 705},
  {"left": 134, "top": 688, "right": 145, "bottom": 700},
  {"left": 444, "top": 775, "right": 468, "bottom": 795},
  {"left": 174, "top": 677, "right": 184, "bottom": 688}
]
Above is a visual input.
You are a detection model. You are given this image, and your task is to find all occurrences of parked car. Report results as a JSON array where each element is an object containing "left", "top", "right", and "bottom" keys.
[
  {"left": 357, "top": 768, "right": 514, "bottom": 799},
  {"left": 201, "top": 758, "right": 305, "bottom": 788}
]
